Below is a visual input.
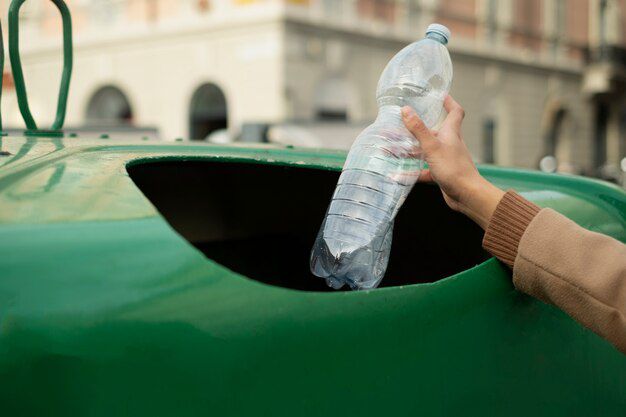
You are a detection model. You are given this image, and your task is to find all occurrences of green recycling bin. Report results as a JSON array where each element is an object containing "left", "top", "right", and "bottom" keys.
[{"left": 0, "top": 135, "right": 624, "bottom": 417}]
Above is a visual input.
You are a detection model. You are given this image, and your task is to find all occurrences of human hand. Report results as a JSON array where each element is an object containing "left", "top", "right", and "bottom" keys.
[{"left": 401, "top": 95, "right": 505, "bottom": 230}]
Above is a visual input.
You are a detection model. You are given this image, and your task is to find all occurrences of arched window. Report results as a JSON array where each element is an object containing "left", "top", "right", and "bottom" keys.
[
  {"left": 189, "top": 83, "right": 228, "bottom": 140},
  {"left": 86, "top": 86, "right": 133, "bottom": 126},
  {"left": 594, "top": 102, "right": 608, "bottom": 173},
  {"left": 540, "top": 103, "right": 570, "bottom": 173},
  {"left": 545, "top": 107, "right": 567, "bottom": 157}
]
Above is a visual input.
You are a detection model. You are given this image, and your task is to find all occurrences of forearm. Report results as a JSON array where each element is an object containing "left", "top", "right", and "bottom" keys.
[{"left": 457, "top": 177, "right": 505, "bottom": 231}]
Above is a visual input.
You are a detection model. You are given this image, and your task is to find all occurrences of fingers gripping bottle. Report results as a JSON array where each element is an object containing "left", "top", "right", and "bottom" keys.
[{"left": 310, "top": 24, "right": 453, "bottom": 290}]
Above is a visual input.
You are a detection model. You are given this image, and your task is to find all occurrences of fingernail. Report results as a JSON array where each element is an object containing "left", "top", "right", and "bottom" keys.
[{"left": 401, "top": 106, "right": 412, "bottom": 118}]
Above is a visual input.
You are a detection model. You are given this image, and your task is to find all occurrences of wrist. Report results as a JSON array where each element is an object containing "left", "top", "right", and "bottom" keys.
[{"left": 460, "top": 178, "right": 505, "bottom": 230}]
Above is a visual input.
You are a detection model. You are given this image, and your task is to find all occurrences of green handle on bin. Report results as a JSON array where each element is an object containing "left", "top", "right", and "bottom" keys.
[{"left": 8, "top": 0, "right": 73, "bottom": 132}]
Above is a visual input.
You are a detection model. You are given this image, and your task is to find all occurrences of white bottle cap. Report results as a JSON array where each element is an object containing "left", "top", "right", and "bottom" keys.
[{"left": 426, "top": 23, "right": 451, "bottom": 44}]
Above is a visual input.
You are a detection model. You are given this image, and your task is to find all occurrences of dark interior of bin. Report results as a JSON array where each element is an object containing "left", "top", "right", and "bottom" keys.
[{"left": 128, "top": 160, "right": 490, "bottom": 291}]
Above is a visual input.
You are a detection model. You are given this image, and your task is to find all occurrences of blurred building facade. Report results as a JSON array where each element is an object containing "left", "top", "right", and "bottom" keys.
[{"left": 1, "top": 0, "right": 625, "bottom": 178}]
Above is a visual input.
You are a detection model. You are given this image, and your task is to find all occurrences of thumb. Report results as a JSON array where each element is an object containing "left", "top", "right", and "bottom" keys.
[{"left": 401, "top": 107, "right": 438, "bottom": 152}]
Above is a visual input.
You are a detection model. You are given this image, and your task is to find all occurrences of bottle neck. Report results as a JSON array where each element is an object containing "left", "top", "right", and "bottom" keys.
[
  {"left": 375, "top": 105, "right": 405, "bottom": 127},
  {"left": 426, "top": 32, "right": 448, "bottom": 45}
]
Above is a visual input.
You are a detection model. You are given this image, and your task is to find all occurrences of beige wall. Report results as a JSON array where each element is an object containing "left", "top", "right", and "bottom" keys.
[
  {"left": 2, "top": 18, "right": 286, "bottom": 140},
  {"left": 284, "top": 23, "right": 592, "bottom": 169},
  {"left": 0, "top": 0, "right": 623, "bottom": 175}
]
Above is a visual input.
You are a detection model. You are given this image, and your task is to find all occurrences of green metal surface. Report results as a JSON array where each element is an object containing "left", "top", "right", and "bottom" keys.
[
  {"left": 0, "top": 136, "right": 625, "bottom": 416},
  {"left": 8, "top": 0, "right": 73, "bottom": 132}
]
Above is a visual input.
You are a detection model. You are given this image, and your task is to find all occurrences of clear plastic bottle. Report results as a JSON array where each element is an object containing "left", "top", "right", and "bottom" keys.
[{"left": 310, "top": 24, "right": 453, "bottom": 290}]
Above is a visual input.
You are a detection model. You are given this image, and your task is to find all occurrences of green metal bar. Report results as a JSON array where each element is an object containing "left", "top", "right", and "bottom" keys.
[{"left": 8, "top": 0, "right": 73, "bottom": 131}]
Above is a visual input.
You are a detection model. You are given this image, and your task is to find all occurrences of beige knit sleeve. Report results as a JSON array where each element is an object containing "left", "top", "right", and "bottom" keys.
[
  {"left": 513, "top": 209, "right": 626, "bottom": 354},
  {"left": 482, "top": 190, "right": 626, "bottom": 354},
  {"left": 482, "top": 190, "right": 541, "bottom": 268}
]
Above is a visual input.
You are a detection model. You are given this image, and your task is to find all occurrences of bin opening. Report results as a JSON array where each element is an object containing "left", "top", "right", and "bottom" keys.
[{"left": 127, "top": 160, "right": 489, "bottom": 291}]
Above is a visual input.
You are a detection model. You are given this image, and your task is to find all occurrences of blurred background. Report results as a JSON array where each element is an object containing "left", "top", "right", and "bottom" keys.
[{"left": 0, "top": 0, "right": 625, "bottom": 185}]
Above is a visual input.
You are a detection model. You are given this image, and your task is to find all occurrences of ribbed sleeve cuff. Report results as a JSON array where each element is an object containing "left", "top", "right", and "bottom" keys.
[{"left": 482, "top": 190, "right": 541, "bottom": 268}]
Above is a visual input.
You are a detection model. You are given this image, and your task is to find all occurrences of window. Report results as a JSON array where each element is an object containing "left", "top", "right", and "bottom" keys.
[
  {"left": 486, "top": 0, "right": 498, "bottom": 42},
  {"left": 482, "top": 119, "right": 496, "bottom": 164},
  {"left": 545, "top": 108, "right": 566, "bottom": 157},
  {"left": 552, "top": 0, "right": 566, "bottom": 55},
  {"left": 407, "top": 0, "right": 420, "bottom": 28},
  {"left": 511, "top": 0, "right": 543, "bottom": 50},
  {"left": 197, "top": 0, "right": 210, "bottom": 12},
  {"left": 86, "top": 86, "right": 133, "bottom": 126},
  {"left": 539, "top": 106, "right": 567, "bottom": 172},
  {"left": 594, "top": 102, "right": 609, "bottom": 173},
  {"left": 316, "top": 109, "right": 348, "bottom": 121},
  {"left": 357, "top": 0, "right": 397, "bottom": 24},
  {"left": 314, "top": 77, "right": 351, "bottom": 122},
  {"left": 599, "top": 0, "right": 608, "bottom": 46},
  {"left": 189, "top": 83, "right": 228, "bottom": 140}
]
